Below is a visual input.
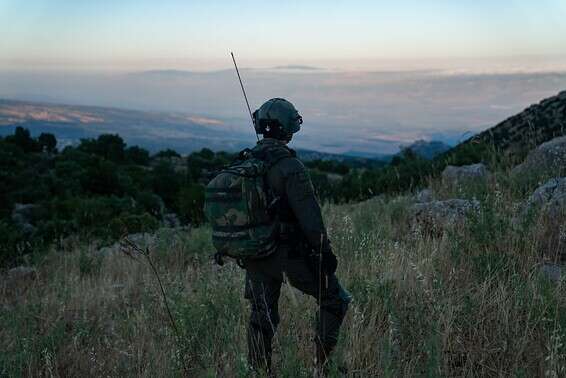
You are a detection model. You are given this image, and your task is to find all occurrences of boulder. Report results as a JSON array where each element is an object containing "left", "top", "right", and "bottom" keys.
[
  {"left": 415, "top": 188, "right": 433, "bottom": 203},
  {"left": 96, "top": 244, "right": 119, "bottom": 257},
  {"left": 411, "top": 199, "right": 480, "bottom": 234},
  {"left": 524, "top": 177, "right": 566, "bottom": 218},
  {"left": 523, "top": 178, "right": 566, "bottom": 259},
  {"left": 163, "top": 213, "right": 181, "bottom": 228},
  {"left": 540, "top": 263, "right": 562, "bottom": 282},
  {"left": 442, "top": 163, "right": 489, "bottom": 186},
  {"left": 513, "top": 136, "right": 566, "bottom": 177},
  {"left": 126, "top": 232, "right": 156, "bottom": 247}
]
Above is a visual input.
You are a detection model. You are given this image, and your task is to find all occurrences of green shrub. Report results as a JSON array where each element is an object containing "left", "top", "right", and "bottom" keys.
[
  {"left": 108, "top": 213, "right": 159, "bottom": 239},
  {"left": 0, "top": 220, "right": 24, "bottom": 266},
  {"left": 175, "top": 184, "right": 205, "bottom": 224}
]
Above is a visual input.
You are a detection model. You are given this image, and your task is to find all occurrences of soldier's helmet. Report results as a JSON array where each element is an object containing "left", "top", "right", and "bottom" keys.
[{"left": 253, "top": 98, "right": 303, "bottom": 139}]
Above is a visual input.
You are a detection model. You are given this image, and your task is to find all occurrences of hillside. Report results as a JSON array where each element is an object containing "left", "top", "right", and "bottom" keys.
[
  {"left": 3, "top": 90, "right": 565, "bottom": 265},
  {"left": 451, "top": 90, "right": 566, "bottom": 160},
  {"left": 2, "top": 91, "right": 566, "bottom": 376},
  {"left": 403, "top": 139, "right": 451, "bottom": 160},
  {"left": 2, "top": 141, "right": 566, "bottom": 376}
]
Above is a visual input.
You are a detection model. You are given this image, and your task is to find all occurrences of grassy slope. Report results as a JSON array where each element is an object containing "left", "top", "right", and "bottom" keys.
[{"left": 2, "top": 164, "right": 566, "bottom": 377}]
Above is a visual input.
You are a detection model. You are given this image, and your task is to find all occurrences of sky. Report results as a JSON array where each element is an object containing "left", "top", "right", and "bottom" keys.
[
  {"left": 1, "top": 1, "right": 566, "bottom": 155},
  {"left": 2, "top": 0, "right": 566, "bottom": 71}
]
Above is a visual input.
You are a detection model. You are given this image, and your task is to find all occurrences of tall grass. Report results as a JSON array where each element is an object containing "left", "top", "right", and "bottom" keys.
[{"left": 2, "top": 167, "right": 566, "bottom": 377}]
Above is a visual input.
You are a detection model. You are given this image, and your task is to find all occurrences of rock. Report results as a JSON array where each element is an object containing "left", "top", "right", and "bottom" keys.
[
  {"left": 11, "top": 203, "right": 36, "bottom": 219},
  {"left": 513, "top": 136, "right": 566, "bottom": 177},
  {"left": 97, "top": 232, "right": 156, "bottom": 257},
  {"left": 163, "top": 213, "right": 181, "bottom": 228},
  {"left": 96, "top": 245, "right": 119, "bottom": 257},
  {"left": 125, "top": 232, "right": 156, "bottom": 248},
  {"left": 7, "top": 266, "right": 37, "bottom": 281},
  {"left": 524, "top": 177, "right": 566, "bottom": 218},
  {"left": 411, "top": 199, "right": 480, "bottom": 233},
  {"left": 523, "top": 178, "right": 566, "bottom": 259},
  {"left": 540, "top": 263, "right": 562, "bottom": 282},
  {"left": 415, "top": 189, "right": 433, "bottom": 203},
  {"left": 442, "top": 163, "right": 489, "bottom": 186}
]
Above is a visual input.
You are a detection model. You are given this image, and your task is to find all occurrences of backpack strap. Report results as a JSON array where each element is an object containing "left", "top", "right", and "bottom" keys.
[{"left": 249, "top": 145, "right": 295, "bottom": 223}]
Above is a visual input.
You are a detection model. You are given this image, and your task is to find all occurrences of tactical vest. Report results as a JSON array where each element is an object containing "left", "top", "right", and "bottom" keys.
[{"left": 204, "top": 145, "right": 294, "bottom": 259}]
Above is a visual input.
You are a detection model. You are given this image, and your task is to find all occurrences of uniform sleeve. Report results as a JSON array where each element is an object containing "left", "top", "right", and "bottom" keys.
[{"left": 283, "top": 159, "right": 332, "bottom": 255}]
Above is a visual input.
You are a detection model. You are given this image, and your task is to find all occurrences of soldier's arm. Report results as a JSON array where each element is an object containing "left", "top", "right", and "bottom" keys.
[{"left": 283, "top": 159, "right": 332, "bottom": 254}]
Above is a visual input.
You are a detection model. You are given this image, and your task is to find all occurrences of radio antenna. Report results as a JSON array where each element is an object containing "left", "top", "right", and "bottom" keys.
[{"left": 231, "top": 52, "right": 259, "bottom": 142}]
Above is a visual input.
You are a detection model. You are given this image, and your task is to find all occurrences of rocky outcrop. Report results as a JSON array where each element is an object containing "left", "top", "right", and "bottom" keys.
[
  {"left": 415, "top": 189, "right": 433, "bottom": 203},
  {"left": 523, "top": 178, "right": 566, "bottom": 259},
  {"left": 411, "top": 199, "right": 480, "bottom": 234},
  {"left": 524, "top": 177, "right": 566, "bottom": 217},
  {"left": 513, "top": 136, "right": 566, "bottom": 177},
  {"left": 442, "top": 163, "right": 489, "bottom": 186}
]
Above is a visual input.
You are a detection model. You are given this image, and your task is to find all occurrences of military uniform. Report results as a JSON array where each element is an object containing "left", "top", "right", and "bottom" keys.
[{"left": 244, "top": 138, "right": 350, "bottom": 371}]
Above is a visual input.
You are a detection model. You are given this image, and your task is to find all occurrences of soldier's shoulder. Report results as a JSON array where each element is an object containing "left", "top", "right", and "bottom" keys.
[{"left": 271, "top": 156, "right": 307, "bottom": 180}]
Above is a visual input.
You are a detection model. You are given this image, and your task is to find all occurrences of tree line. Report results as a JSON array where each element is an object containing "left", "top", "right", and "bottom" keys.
[{"left": 0, "top": 126, "right": 492, "bottom": 266}]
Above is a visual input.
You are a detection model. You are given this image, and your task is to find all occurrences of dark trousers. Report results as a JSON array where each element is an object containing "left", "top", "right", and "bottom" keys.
[{"left": 243, "top": 244, "right": 350, "bottom": 370}]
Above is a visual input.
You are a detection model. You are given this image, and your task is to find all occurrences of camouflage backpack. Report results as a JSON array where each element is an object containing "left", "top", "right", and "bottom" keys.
[{"left": 204, "top": 146, "right": 293, "bottom": 259}]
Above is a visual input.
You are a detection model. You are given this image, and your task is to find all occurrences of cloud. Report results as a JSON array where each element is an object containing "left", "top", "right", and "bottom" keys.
[
  {"left": 367, "top": 131, "right": 427, "bottom": 144},
  {"left": 187, "top": 116, "right": 224, "bottom": 126}
]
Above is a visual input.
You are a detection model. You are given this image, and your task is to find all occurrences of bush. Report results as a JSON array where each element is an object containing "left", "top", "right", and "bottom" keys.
[
  {"left": 152, "top": 161, "right": 182, "bottom": 207},
  {"left": 0, "top": 220, "right": 24, "bottom": 266},
  {"left": 125, "top": 146, "right": 150, "bottom": 165},
  {"left": 79, "top": 134, "right": 126, "bottom": 162},
  {"left": 38, "top": 133, "right": 57, "bottom": 153},
  {"left": 82, "top": 159, "right": 122, "bottom": 195},
  {"left": 4, "top": 126, "right": 41, "bottom": 153},
  {"left": 154, "top": 149, "right": 181, "bottom": 159},
  {"left": 135, "top": 192, "right": 164, "bottom": 217},
  {"left": 108, "top": 213, "right": 159, "bottom": 239},
  {"left": 175, "top": 184, "right": 205, "bottom": 224},
  {"left": 72, "top": 196, "right": 133, "bottom": 239}
]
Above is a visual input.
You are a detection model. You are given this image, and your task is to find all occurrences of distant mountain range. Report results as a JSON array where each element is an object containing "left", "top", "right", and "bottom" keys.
[
  {"left": 402, "top": 140, "right": 452, "bottom": 159},
  {"left": 0, "top": 99, "right": 253, "bottom": 153},
  {"left": 2, "top": 90, "right": 565, "bottom": 166},
  {"left": 295, "top": 149, "right": 387, "bottom": 168},
  {"left": 0, "top": 98, "right": 402, "bottom": 162}
]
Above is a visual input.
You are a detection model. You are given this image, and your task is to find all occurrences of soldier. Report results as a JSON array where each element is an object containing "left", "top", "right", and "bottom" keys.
[{"left": 243, "top": 98, "right": 351, "bottom": 375}]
